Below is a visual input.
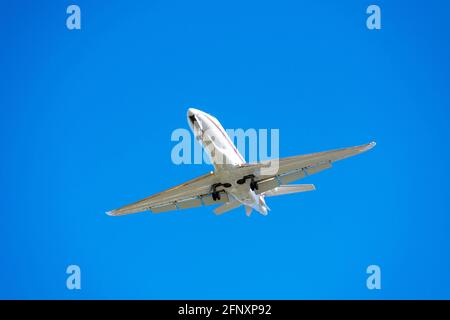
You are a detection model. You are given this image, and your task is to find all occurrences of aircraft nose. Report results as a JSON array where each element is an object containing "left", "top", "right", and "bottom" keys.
[
  {"left": 187, "top": 108, "right": 200, "bottom": 117},
  {"left": 187, "top": 108, "right": 198, "bottom": 127}
]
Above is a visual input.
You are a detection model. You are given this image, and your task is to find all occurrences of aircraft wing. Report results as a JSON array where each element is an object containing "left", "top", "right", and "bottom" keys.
[
  {"left": 242, "top": 141, "right": 376, "bottom": 195},
  {"left": 107, "top": 172, "right": 228, "bottom": 216},
  {"left": 107, "top": 142, "right": 375, "bottom": 216}
]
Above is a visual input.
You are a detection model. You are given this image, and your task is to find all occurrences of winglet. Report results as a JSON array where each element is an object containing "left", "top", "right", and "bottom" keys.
[
  {"left": 361, "top": 141, "right": 376, "bottom": 152},
  {"left": 105, "top": 210, "right": 115, "bottom": 216}
]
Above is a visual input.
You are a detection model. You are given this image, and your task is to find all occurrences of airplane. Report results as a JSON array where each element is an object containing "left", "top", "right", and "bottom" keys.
[{"left": 107, "top": 108, "right": 375, "bottom": 217}]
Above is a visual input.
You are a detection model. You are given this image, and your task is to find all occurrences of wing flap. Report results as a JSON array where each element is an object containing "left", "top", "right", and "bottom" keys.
[
  {"left": 152, "top": 203, "right": 178, "bottom": 213},
  {"left": 176, "top": 197, "right": 202, "bottom": 210},
  {"left": 279, "top": 169, "right": 306, "bottom": 184},
  {"left": 134, "top": 191, "right": 230, "bottom": 214},
  {"left": 254, "top": 177, "right": 279, "bottom": 195}
]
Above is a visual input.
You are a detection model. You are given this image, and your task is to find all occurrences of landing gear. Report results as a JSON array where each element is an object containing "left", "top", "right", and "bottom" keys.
[
  {"left": 237, "top": 174, "right": 255, "bottom": 185},
  {"left": 211, "top": 182, "right": 232, "bottom": 201},
  {"left": 212, "top": 191, "right": 221, "bottom": 201},
  {"left": 237, "top": 174, "right": 258, "bottom": 191},
  {"left": 250, "top": 180, "right": 258, "bottom": 191}
]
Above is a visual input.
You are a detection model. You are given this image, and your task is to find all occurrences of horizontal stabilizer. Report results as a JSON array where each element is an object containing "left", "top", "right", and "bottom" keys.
[
  {"left": 213, "top": 200, "right": 242, "bottom": 215},
  {"left": 263, "top": 184, "right": 315, "bottom": 197}
]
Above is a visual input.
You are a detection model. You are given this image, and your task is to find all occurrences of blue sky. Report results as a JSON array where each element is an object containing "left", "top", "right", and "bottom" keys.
[{"left": 1, "top": 0, "right": 450, "bottom": 299}]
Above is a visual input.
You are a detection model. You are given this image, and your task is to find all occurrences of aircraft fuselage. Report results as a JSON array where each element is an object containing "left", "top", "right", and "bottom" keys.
[{"left": 187, "top": 108, "right": 269, "bottom": 215}]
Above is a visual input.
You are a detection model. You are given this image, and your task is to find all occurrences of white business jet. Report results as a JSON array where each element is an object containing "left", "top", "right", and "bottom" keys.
[{"left": 107, "top": 108, "right": 375, "bottom": 217}]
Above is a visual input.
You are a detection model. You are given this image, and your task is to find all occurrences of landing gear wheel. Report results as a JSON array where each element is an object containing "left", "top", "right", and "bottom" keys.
[
  {"left": 250, "top": 181, "right": 258, "bottom": 191},
  {"left": 211, "top": 183, "right": 226, "bottom": 201},
  {"left": 212, "top": 192, "right": 221, "bottom": 201}
]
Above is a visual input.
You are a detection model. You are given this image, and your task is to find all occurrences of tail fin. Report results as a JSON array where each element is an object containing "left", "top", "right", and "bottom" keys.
[{"left": 263, "top": 184, "right": 315, "bottom": 197}]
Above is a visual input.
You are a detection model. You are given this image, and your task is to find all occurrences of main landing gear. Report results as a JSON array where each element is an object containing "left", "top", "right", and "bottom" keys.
[
  {"left": 236, "top": 174, "right": 259, "bottom": 191},
  {"left": 212, "top": 192, "right": 221, "bottom": 201},
  {"left": 211, "top": 182, "right": 232, "bottom": 201},
  {"left": 211, "top": 175, "right": 260, "bottom": 202}
]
